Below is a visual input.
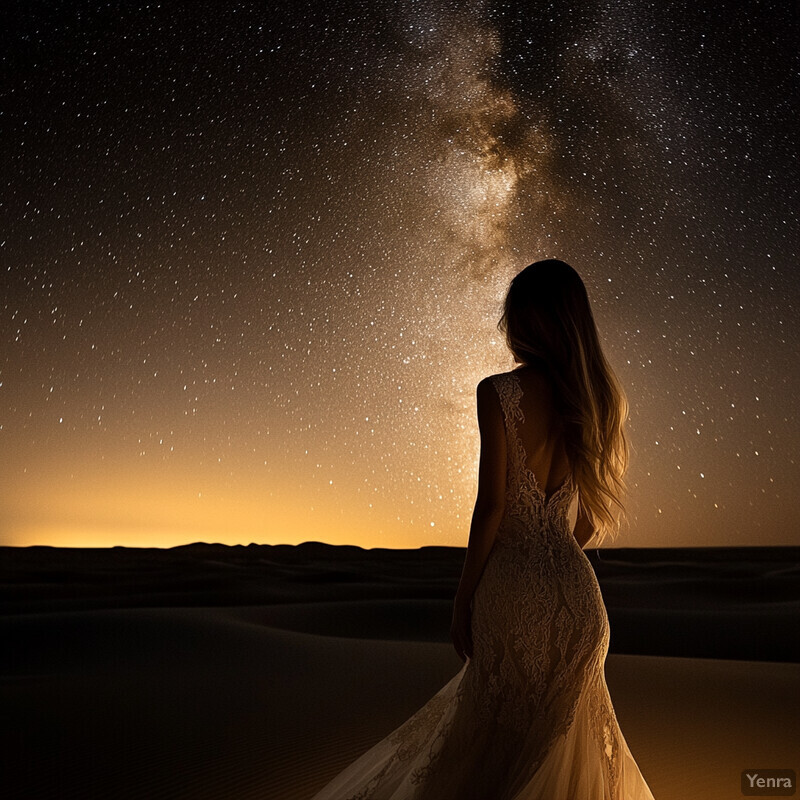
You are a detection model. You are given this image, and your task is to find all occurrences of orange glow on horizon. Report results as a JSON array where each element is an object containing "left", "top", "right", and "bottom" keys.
[{"left": 1, "top": 460, "right": 441, "bottom": 550}]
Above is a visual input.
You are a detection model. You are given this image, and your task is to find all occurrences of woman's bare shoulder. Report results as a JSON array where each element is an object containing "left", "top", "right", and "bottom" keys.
[{"left": 477, "top": 371, "right": 514, "bottom": 392}]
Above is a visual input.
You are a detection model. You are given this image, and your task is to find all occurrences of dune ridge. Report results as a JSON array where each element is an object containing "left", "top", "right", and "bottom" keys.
[{"left": 2, "top": 543, "right": 798, "bottom": 661}]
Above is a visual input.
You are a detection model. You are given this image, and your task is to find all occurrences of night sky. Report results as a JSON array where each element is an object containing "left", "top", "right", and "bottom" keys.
[{"left": 1, "top": 1, "right": 797, "bottom": 549}]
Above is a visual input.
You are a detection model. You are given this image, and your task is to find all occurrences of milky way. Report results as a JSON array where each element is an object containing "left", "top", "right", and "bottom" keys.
[{"left": 1, "top": 1, "right": 797, "bottom": 548}]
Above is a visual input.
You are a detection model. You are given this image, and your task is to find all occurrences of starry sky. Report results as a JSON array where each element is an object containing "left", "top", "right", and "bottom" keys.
[{"left": 1, "top": 1, "right": 797, "bottom": 549}]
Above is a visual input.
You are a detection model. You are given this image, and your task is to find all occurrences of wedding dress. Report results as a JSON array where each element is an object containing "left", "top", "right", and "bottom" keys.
[{"left": 309, "top": 370, "right": 656, "bottom": 799}]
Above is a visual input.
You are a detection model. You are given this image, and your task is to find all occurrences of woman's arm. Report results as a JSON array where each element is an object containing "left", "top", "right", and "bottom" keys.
[{"left": 454, "top": 377, "right": 507, "bottom": 608}]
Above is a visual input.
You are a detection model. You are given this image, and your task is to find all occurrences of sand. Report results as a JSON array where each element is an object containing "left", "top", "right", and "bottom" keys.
[{"left": 2, "top": 603, "right": 797, "bottom": 799}]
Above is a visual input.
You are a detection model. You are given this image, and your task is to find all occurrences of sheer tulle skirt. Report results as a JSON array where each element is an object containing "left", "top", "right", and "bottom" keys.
[{"left": 309, "top": 650, "right": 655, "bottom": 800}]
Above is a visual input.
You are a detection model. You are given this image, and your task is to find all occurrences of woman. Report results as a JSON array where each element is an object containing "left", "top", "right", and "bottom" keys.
[{"left": 310, "top": 259, "right": 656, "bottom": 799}]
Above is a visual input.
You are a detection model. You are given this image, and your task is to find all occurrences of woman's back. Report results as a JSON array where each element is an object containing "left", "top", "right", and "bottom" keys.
[{"left": 505, "top": 365, "right": 571, "bottom": 502}]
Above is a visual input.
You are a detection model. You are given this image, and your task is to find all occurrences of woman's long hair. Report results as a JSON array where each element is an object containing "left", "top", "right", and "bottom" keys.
[{"left": 497, "top": 259, "right": 630, "bottom": 546}]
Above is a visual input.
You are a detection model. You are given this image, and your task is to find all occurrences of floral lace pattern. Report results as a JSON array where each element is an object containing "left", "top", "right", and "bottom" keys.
[{"left": 310, "top": 370, "right": 655, "bottom": 799}]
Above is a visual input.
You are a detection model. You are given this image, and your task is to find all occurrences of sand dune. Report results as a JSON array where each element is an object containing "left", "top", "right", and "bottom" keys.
[{"left": 3, "top": 543, "right": 799, "bottom": 661}]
